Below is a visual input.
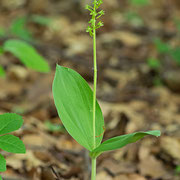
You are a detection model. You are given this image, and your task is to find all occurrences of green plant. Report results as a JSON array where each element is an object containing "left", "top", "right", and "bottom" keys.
[
  {"left": 154, "top": 38, "right": 180, "bottom": 66},
  {"left": 0, "top": 39, "right": 50, "bottom": 74},
  {"left": 0, "top": 113, "right": 26, "bottom": 179},
  {"left": 0, "top": 15, "right": 52, "bottom": 41},
  {"left": 0, "top": 66, "right": 5, "bottom": 77},
  {"left": 154, "top": 38, "right": 171, "bottom": 54},
  {"left": 146, "top": 38, "right": 180, "bottom": 87},
  {"left": 0, "top": 15, "right": 51, "bottom": 75},
  {"left": 52, "top": 0, "right": 161, "bottom": 179},
  {"left": 124, "top": 11, "right": 144, "bottom": 27},
  {"left": 10, "top": 17, "right": 33, "bottom": 41},
  {"left": 146, "top": 57, "right": 163, "bottom": 86},
  {"left": 124, "top": 0, "right": 149, "bottom": 27},
  {"left": 147, "top": 57, "right": 161, "bottom": 70},
  {"left": 175, "top": 165, "right": 180, "bottom": 175}
]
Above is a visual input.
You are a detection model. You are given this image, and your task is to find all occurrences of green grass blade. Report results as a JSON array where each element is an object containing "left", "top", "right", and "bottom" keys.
[
  {"left": 53, "top": 65, "right": 104, "bottom": 151},
  {"left": 0, "top": 113, "right": 23, "bottom": 135},
  {"left": 3, "top": 39, "right": 50, "bottom": 73},
  {"left": 0, "top": 134, "right": 26, "bottom": 153}
]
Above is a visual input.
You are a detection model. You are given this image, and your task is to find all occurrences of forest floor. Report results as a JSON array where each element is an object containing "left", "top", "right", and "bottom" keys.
[{"left": 0, "top": 0, "right": 180, "bottom": 179}]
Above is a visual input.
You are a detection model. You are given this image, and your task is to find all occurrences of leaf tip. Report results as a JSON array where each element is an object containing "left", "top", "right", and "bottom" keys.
[{"left": 149, "top": 130, "right": 161, "bottom": 137}]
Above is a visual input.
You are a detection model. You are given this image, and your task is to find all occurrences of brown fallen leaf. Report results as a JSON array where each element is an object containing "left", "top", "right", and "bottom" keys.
[
  {"left": 160, "top": 136, "right": 180, "bottom": 160},
  {"left": 97, "top": 171, "right": 112, "bottom": 180},
  {"left": 101, "top": 159, "right": 136, "bottom": 175},
  {"left": 139, "top": 155, "right": 167, "bottom": 178},
  {"left": 114, "top": 173, "right": 146, "bottom": 180},
  {"left": 138, "top": 144, "right": 166, "bottom": 178},
  {"left": 6, "top": 150, "right": 43, "bottom": 171},
  {"left": 8, "top": 65, "right": 29, "bottom": 82}
]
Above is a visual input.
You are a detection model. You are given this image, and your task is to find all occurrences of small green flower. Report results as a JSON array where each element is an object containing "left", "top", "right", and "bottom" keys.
[{"left": 85, "top": 0, "right": 104, "bottom": 37}]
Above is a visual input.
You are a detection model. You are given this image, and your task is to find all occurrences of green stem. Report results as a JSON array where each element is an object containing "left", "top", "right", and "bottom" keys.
[
  {"left": 92, "top": 11, "right": 97, "bottom": 150},
  {"left": 92, "top": 5, "right": 97, "bottom": 180},
  {"left": 91, "top": 158, "right": 97, "bottom": 180}
]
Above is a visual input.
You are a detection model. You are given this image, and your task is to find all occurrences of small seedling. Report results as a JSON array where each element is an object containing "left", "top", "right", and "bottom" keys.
[
  {"left": 154, "top": 38, "right": 180, "bottom": 66},
  {"left": 0, "top": 113, "right": 26, "bottom": 179},
  {"left": 52, "top": 0, "right": 161, "bottom": 179},
  {"left": 0, "top": 15, "right": 52, "bottom": 41},
  {"left": 0, "top": 39, "right": 50, "bottom": 75},
  {"left": 0, "top": 15, "right": 51, "bottom": 75},
  {"left": 147, "top": 57, "right": 161, "bottom": 70}
]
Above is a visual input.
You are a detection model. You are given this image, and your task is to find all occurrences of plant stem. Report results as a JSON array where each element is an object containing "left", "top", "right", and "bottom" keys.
[
  {"left": 92, "top": 8, "right": 97, "bottom": 150},
  {"left": 92, "top": 4, "right": 97, "bottom": 180},
  {"left": 91, "top": 158, "right": 97, "bottom": 180}
]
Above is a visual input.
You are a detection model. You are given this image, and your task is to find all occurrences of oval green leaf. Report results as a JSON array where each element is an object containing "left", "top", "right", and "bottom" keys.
[
  {"left": 53, "top": 65, "right": 104, "bottom": 151},
  {"left": 91, "top": 130, "right": 161, "bottom": 156},
  {"left": 3, "top": 39, "right": 50, "bottom": 73},
  {"left": 0, "top": 134, "right": 26, "bottom": 153},
  {"left": 0, "top": 113, "right": 23, "bottom": 135},
  {"left": 0, "top": 154, "right": 6, "bottom": 172}
]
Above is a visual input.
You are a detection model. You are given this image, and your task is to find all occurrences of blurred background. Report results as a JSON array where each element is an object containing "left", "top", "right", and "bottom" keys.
[{"left": 0, "top": 0, "right": 180, "bottom": 179}]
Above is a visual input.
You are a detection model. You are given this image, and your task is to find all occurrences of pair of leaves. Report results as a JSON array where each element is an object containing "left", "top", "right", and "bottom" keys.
[
  {"left": 2, "top": 39, "right": 50, "bottom": 73},
  {"left": 0, "top": 113, "right": 26, "bottom": 173},
  {"left": 53, "top": 65, "right": 160, "bottom": 157}
]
